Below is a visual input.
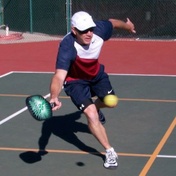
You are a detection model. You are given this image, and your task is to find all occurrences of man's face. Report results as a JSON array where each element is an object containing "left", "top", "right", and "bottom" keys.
[{"left": 72, "top": 27, "right": 94, "bottom": 45}]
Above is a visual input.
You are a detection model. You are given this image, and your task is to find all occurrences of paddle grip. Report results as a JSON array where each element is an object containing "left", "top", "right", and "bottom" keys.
[{"left": 50, "top": 102, "right": 56, "bottom": 108}]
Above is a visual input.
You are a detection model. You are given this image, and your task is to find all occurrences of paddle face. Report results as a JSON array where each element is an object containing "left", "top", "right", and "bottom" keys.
[{"left": 26, "top": 95, "right": 53, "bottom": 121}]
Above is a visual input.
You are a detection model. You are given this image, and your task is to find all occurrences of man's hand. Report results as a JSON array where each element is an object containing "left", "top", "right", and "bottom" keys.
[
  {"left": 126, "top": 18, "right": 136, "bottom": 33},
  {"left": 50, "top": 98, "right": 62, "bottom": 111}
]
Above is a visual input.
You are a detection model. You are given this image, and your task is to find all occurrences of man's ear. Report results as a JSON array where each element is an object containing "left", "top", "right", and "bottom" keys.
[{"left": 71, "top": 27, "right": 77, "bottom": 35}]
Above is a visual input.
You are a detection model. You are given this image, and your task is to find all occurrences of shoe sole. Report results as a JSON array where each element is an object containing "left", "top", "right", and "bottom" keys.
[{"left": 103, "top": 163, "right": 118, "bottom": 169}]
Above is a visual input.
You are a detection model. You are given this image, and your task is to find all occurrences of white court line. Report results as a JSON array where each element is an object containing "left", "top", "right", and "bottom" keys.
[
  {"left": 1, "top": 71, "right": 176, "bottom": 77},
  {"left": 13, "top": 71, "right": 54, "bottom": 74},
  {"left": 0, "top": 107, "right": 28, "bottom": 125},
  {"left": 108, "top": 73, "right": 176, "bottom": 77},
  {"left": 1, "top": 70, "right": 176, "bottom": 77},
  {"left": 13, "top": 71, "right": 176, "bottom": 77},
  {"left": 157, "top": 155, "right": 176, "bottom": 159},
  {"left": 0, "top": 71, "right": 14, "bottom": 78},
  {"left": 0, "top": 94, "right": 50, "bottom": 125}
]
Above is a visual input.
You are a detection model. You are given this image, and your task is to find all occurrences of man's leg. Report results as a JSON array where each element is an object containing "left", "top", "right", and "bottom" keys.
[
  {"left": 84, "top": 104, "right": 111, "bottom": 149},
  {"left": 83, "top": 104, "right": 118, "bottom": 169}
]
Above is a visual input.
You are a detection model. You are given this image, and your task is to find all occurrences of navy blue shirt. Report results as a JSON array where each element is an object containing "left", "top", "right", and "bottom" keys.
[{"left": 56, "top": 20, "right": 113, "bottom": 81}]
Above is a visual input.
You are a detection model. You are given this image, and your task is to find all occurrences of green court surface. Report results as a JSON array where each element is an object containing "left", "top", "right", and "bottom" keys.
[{"left": 0, "top": 72, "right": 176, "bottom": 176}]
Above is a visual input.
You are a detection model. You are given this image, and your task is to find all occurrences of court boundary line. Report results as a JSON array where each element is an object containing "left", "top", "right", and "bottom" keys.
[
  {"left": 0, "top": 71, "right": 13, "bottom": 78},
  {"left": 0, "top": 93, "right": 50, "bottom": 125},
  {"left": 1, "top": 94, "right": 176, "bottom": 103},
  {"left": 0, "top": 147, "right": 175, "bottom": 159},
  {"left": 109, "top": 73, "right": 176, "bottom": 77},
  {"left": 1, "top": 71, "right": 176, "bottom": 77},
  {"left": 12, "top": 71, "right": 176, "bottom": 77},
  {"left": 139, "top": 117, "right": 176, "bottom": 176}
]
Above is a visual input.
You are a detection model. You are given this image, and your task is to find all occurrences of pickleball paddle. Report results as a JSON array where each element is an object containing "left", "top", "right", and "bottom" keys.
[{"left": 26, "top": 95, "right": 55, "bottom": 121}]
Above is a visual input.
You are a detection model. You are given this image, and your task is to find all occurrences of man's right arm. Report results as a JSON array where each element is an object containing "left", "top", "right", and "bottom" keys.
[{"left": 50, "top": 69, "right": 68, "bottom": 110}]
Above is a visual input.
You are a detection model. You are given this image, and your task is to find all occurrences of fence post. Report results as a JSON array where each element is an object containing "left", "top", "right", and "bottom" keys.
[
  {"left": 0, "top": 0, "right": 3, "bottom": 25},
  {"left": 29, "top": 0, "right": 33, "bottom": 33},
  {"left": 66, "top": 0, "right": 72, "bottom": 33}
]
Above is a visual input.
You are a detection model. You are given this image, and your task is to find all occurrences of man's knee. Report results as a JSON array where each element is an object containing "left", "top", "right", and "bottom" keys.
[{"left": 84, "top": 104, "right": 99, "bottom": 123}]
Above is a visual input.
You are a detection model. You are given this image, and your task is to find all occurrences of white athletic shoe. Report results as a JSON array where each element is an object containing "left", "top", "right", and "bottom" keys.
[{"left": 104, "top": 148, "right": 118, "bottom": 169}]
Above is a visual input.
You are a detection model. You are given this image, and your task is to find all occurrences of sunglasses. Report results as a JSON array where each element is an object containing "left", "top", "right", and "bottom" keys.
[{"left": 76, "top": 27, "right": 94, "bottom": 34}]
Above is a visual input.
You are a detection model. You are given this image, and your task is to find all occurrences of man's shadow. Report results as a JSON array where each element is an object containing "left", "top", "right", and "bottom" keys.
[{"left": 19, "top": 111, "right": 104, "bottom": 163}]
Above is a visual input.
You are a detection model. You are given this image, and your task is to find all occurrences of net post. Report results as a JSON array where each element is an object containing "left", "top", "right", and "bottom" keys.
[
  {"left": 66, "top": 0, "right": 72, "bottom": 33},
  {"left": 0, "top": 0, "right": 4, "bottom": 25},
  {"left": 29, "top": 0, "right": 33, "bottom": 33}
]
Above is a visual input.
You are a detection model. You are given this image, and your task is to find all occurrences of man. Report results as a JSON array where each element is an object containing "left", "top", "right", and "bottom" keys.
[{"left": 49, "top": 11, "right": 135, "bottom": 169}]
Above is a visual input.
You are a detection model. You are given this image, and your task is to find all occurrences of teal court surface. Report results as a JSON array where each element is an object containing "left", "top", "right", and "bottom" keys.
[{"left": 0, "top": 72, "right": 176, "bottom": 176}]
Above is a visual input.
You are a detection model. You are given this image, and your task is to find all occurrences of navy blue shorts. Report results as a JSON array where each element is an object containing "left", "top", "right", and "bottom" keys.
[{"left": 64, "top": 67, "right": 115, "bottom": 111}]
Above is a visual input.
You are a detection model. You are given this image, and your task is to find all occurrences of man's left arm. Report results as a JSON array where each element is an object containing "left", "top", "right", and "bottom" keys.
[{"left": 109, "top": 18, "right": 136, "bottom": 33}]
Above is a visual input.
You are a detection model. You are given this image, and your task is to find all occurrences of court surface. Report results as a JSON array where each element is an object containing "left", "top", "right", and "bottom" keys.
[{"left": 0, "top": 71, "right": 176, "bottom": 176}]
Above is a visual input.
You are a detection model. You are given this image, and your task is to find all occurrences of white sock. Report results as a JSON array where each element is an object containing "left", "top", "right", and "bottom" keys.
[{"left": 106, "top": 147, "right": 114, "bottom": 153}]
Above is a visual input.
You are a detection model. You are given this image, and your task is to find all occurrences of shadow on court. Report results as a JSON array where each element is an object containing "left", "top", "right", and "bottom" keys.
[{"left": 19, "top": 111, "right": 104, "bottom": 164}]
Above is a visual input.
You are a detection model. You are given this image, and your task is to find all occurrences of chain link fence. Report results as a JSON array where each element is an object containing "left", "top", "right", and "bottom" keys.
[{"left": 1, "top": 0, "right": 176, "bottom": 39}]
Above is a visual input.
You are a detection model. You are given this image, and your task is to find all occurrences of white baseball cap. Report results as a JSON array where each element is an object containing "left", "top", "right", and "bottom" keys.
[{"left": 71, "top": 11, "right": 96, "bottom": 31}]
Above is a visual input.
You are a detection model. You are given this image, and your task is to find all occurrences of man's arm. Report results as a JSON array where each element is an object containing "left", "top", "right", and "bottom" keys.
[
  {"left": 109, "top": 18, "right": 136, "bottom": 33},
  {"left": 50, "top": 69, "right": 68, "bottom": 110}
]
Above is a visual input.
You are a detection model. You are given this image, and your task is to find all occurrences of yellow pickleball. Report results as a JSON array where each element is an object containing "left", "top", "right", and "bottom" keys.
[{"left": 103, "top": 95, "right": 119, "bottom": 107}]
